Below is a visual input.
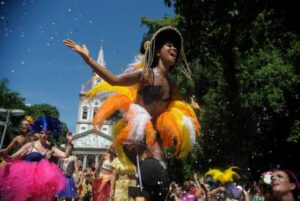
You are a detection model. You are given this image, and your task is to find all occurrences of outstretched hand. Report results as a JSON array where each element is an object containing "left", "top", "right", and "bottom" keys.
[
  {"left": 63, "top": 39, "right": 91, "bottom": 62},
  {"left": 66, "top": 131, "right": 73, "bottom": 144}
]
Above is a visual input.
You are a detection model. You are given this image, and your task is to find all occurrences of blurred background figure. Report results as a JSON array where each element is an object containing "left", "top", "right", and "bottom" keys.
[
  {"left": 0, "top": 116, "right": 37, "bottom": 156},
  {"left": 55, "top": 153, "right": 79, "bottom": 201},
  {"left": 92, "top": 146, "right": 115, "bottom": 201}
]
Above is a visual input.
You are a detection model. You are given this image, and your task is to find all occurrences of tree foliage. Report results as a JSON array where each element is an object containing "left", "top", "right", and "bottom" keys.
[
  {"left": 0, "top": 79, "right": 68, "bottom": 149},
  {"left": 142, "top": 0, "right": 300, "bottom": 179}
]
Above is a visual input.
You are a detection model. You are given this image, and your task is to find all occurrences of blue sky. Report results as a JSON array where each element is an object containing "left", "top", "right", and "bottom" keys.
[{"left": 0, "top": 0, "right": 174, "bottom": 131}]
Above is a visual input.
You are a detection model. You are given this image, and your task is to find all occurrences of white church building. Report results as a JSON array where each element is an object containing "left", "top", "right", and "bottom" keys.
[{"left": 71, "top": 46, "right": 115, "bottom": 169}]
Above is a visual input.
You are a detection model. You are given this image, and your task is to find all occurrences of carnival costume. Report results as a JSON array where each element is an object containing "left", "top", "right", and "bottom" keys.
[
  {"left": 111, "top": 157, "right": 137, "bottom": 201},
  {"left": 92, "top": 158, "right": 112, "bottom": 201},
  {"left": 56, "top": 156, "right": 78, "bottom": 199},
  {"left": 0, "top": 116, "right": 66, "bottom": 201},
  {"left": 87, "top": 26, "right": 201, "bottom": 170},
  {"left": 205, "top": 166, "right": 242, "bottom": 200}
]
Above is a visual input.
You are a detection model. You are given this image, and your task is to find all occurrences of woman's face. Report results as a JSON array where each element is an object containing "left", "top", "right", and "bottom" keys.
[
  {"left": 271, "top": 170, "right": 296, "bottom": 196},
  {"left": 103, "top": 151, "right": 110, "bottom": 160},
  {"left": 39, "top": 130, "right": 49, "bottom": 141},
  {"left": 175, "top": 186, "right": 182, "bottom": 196},
  {"left": 157, "top": 41, "right": 178, "bottom": 67},
  {"left": 20, "top": 120, "right": 30, "bottom": 133}
]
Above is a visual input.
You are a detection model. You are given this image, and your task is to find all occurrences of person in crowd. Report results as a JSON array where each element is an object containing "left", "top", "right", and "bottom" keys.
[
  {"left": 167, "top": 182, "right": 182, "bottom": 201},
  {"left": 92, "top": 146, "right": 115, "bottom": 201},
  {"left": 0, "top": 116, "right": 73, "bottom": 201},
  {"left": 181, "top": 180, "right": 197, "bottom": 201},
  {"left": 0, "top": 116, "right": 37, "bottom": 156},
  {"left": 81, "top": 167, "right": 94, "bottom": 201},
  {"left": 110, "top": 155, "right": 137, "bottom": 201},
  {"left": 55, "top": 154, "right": 79, "bottom": 201},
  {"left": 205, "top": 166, "right": 242, "bottom": 201},
  {"left": 74, "top": 160, "right": 84, "bottom": 201},
  {"left": 194, "top": 173, "right": 208, "bottom": 201},
  {"left": 270, "top": 169, "right": 300, "bottom": 201}
]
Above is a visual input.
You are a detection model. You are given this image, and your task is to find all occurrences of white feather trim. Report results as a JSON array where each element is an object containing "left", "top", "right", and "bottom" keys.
[
  {"left": 183, "top": 115, "right": 196, "bottom": 145},
  {"left": 124, "top": 54, "right": 145, "bottom": 73},
  {"left": 124, "top": 103, "right": 152, "bottom": 142}
]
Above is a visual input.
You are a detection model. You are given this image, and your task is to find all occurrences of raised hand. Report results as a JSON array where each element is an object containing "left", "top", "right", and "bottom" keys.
[
  {"left": 66, "top": 131, "right": 73, "bottom": 144},
  {"left": 63, "top": 39, "right": 91, "bottom": 62}
]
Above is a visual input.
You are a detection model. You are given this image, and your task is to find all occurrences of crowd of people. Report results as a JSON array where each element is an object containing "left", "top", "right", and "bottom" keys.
[
  {"left": 167, "top": 168, "right": 300, "bottom": 201},
  {"left": 1, "top": 123, "right": 299, "bottom": 201},
  {"left": 0, "top": 26, "right": 299, "bottom": 201}
]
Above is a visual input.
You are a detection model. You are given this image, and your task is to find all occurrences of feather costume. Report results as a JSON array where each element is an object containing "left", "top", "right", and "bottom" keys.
[{"left": 87, "top": 27, "right": 200, "bottom": 167}]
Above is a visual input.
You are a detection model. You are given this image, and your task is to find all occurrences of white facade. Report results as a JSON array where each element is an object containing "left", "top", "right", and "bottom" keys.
[{"left": 73, "top": 46, "right": 114, "bottom": 169}]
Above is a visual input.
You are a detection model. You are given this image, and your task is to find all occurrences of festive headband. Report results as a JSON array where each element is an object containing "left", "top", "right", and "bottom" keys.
[{"left": 24, "top": 115, "right": 34, "bottom": 125}]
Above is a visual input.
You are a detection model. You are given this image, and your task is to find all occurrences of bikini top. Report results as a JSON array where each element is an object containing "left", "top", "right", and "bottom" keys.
[
  {"left": 101, "top": 159, "right": 112, "bottom": 171},
  {"left": 138, "top": 69, "right": 174, "bottom": 105},
  {"left": 24, "top": 145, "right": 49, "bottom": 162}
]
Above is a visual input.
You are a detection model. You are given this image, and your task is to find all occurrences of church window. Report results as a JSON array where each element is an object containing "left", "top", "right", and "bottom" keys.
[
  {"left": 82, "top": 106, "right": 88, "bottom": 120},
  {"left": 93, "top": 107, "right": 99, "bottom": 117}
]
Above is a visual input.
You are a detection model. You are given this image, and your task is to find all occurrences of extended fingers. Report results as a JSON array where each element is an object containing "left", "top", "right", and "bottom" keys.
[{"left": 63, "top": 39, "right": 77, "bottom": 47}]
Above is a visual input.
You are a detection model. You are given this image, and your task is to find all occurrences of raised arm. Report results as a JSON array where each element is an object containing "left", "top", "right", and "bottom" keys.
[
  {"left": 194, "top": 173, "right": 204, "bottom": 195},
  {"left": 63, "top": 39, "right": 142, "bottom": 86},
  {"left": 52, "top": 132, "right": 73, "bottom": 158}
]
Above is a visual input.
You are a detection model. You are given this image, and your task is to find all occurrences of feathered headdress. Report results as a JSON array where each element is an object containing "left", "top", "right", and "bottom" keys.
[
  {"left": 31, "top": 116, "right": 61, "bottom": 137},
  {"left": 205, "top": 166, "right": 240, "bottom": 184}
]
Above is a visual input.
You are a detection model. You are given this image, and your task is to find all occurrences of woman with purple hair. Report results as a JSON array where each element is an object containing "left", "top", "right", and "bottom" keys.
[
  {"left": 0, "top": 116, "right": 73, "bottom": 201},
  {"left": 270, "top": 169, "right": 300, "bottom": 201}
]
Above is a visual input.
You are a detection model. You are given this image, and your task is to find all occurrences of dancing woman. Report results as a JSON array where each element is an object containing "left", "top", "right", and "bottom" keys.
[
  {"left": 0, "top": 116, "right": 73, "bottom": 201},
  {"left": 64, "top": 26, "right": 200, "bottom": 164},
  {"left": 64, "top": 26, "right": 200, "bottom": 201}
]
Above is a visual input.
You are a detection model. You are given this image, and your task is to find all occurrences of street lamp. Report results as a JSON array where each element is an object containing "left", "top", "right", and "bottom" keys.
[{"left": 0, "top": 108, "right": 25, "bottom": 149}]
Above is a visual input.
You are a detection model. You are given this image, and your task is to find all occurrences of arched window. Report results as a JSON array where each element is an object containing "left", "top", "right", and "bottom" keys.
[
  {"left": 82, "top": 106, "right": 88, "bottom": 120},
  {"left": 93, "top": 107, "right": 99, "bottom": 117}
]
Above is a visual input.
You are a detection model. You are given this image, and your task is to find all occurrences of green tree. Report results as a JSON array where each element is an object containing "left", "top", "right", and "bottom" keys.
[
  {"left": 0, "top": 79, "right": 26, "bottom": 147},
  {"left": 0, "top": 79, "right": 69, "bottom": 149},
  {"left": 142, "top": 0, "right": 300, "bottom": 179}
]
